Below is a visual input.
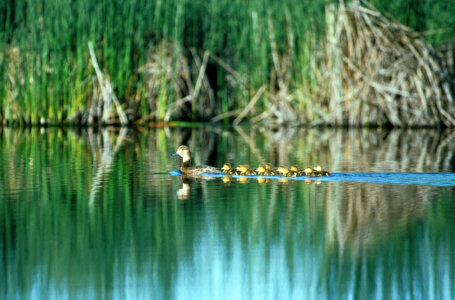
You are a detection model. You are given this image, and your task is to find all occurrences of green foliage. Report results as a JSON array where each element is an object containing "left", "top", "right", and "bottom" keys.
[{"left": 0, "top": 0, "right": 453, "bottom": 124}]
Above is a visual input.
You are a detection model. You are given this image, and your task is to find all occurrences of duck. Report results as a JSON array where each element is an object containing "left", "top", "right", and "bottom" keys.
[
  {"left": 221, "top": 163, "right": 236, "bottom": 175},
  {"left": 264, "top": 163, "right": 277, "bottom": 175},
  {"left": 256, "top": 164, "right": 266, "bottom": 175},
  {"left": 172, "top": 145, "right": 220, "bottom": 176},
  {"left": 303, "top": 167, "right": 314, "bottom": 177},
  {"left": 311, "top": 165, "right": 323, "bottom": 177},
  {"left": 290, "top": 165, "right": 302, "bottom": 176},
  {"left": 235, "top": 165, "right": 250, "bottom": 175},
  {"left": 277, "top": 166, "right": 298, "bottom": 177},
  {"left": 314, "top": 165, "right": 331, "bottom": 176}
]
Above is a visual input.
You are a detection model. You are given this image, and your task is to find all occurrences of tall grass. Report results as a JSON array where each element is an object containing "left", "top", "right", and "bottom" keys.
[{"left": 0, "top": 0, "right": 454, "bottom": 126}]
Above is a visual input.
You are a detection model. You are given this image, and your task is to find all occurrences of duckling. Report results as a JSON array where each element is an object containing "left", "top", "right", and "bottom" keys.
[
  {"left": 263, "top": 163, "right": 277, "bottom": 175},
  {"left": 221, "top": 163, "right": 236, "bottom": 175},
  {"left": 311, "top": 165, "right": 323, "bottom": 177},
  {"left": 276, "top": 166, "right": 287, "bottom": 176},
  {"left": 265, "top": 170, "right": 276, "bottom": 176},
  {"left": 276, "top": 166, "right": 293, "bottom": 177},
  {"left": 265, "top": 163, "right": 275, "bottom": 171},
  {"left": 256, "top": 164, "right": 266, "bottom": 175},
  {"left": 290, "top": 165, "right": 302, "bottom": 176},
  {"left": 303, "top": 167, "right": 314, "bottom": 177},
  {"left": 235, "top": 165, "right": 250, "bottom": 175},
  {"left": 172, "top": 145, "right": 220, "bottom": 176},
  {"left": 314, "top": 165, "right": 331, "bottom": 176},
  {"left": 278, "top": 166, "right": 299, "bottom": 177},
  {"left": 245, "top": 169, "right": 257, "bottom": 175}
]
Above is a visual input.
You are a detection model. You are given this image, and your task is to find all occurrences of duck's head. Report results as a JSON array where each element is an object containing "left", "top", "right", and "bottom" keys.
[
  {"left": 314, "top": 165, "right": 322, "bottom": 172},
  {"left": 256, "top": 164, "right": 266, "bottom": 173},
  {"left": 172, "top": 145, "right": 191, "bottom": 162},
  {"left": 221, "top": 163, "right": 232, "bottom": 171},
  {"left": 304, "top": 167, "right": 313, "bottom": 176},
  {"left": 236, "top": 165, "right": 250, "bottom": 174},
  {"left": 277, "top": 166, "right": 289, "bottom": 175},
  {"left": 290, "top": 165, "right": 299, "bottom": 172},
  {"left": 265, "top": 163, "right": 273, "bottom": 170}
]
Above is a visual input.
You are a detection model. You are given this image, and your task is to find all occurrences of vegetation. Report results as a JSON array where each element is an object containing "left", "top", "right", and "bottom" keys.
[{"left": 0, "top": 0, "right": 454, "bottom": 126}]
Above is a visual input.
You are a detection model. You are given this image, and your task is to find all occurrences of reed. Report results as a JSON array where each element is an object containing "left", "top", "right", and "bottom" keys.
[{"left": 0, "top": 0, "right": 454, "bottom": 126}]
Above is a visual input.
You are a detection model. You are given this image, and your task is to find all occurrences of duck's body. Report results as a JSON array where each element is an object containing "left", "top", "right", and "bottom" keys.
[
  {"left": 245, "top": 169, "right": 257, "bottom": 175},
  {"left": 277, "top": 166, "right": 298, "bottom": 177},
  {"left": 290, "top": 165, "right": 301, "bottom": 177},
  {"left": 265, "top": 163, "right": 277, "bottom": 172},
  {"left": 235, "top": 165, "right": 250, "bottom": 175},
  {"left": 256, "top": 164, "right": 266, "bottom": 175},
  {"left": 221, "top": 163, "right": 236, "bottom": 175},
  {"left": 313, "top": 165, "right": 331, "bottom": 176},
  {"left": 303, "top": 167, "right": 314, "bottom": 177},
  {"left": 172, "top": 145, "right": 220, "bottom": 176},
  {"left": 303, "top": 166, "right": 331, "bottom": 177}
]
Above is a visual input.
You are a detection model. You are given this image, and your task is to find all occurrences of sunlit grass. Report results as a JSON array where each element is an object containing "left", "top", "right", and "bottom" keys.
[{"left": 0, "top": 0, "right": 454, "bottom": 125}]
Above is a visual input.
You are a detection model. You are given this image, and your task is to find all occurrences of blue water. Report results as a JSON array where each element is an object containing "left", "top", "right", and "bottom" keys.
[{"left": 171, "top": 170, "right": 455, "bottom": 187}]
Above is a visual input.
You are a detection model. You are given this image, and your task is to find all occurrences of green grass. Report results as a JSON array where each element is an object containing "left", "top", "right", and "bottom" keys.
[{"left": 0, "top": 0, "right": 454, "bottom": 125}]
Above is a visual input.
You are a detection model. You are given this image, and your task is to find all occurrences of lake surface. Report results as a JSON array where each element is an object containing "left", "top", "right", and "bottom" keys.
[{"left": 1, "top": 127, "right": 455, "bottom": 299}]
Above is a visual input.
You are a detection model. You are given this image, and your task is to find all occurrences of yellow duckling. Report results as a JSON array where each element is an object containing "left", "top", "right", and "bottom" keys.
[
  {"left": 276, "top": 166, "right": 287, "bottom": 176},
  {"left": 236, "top": 165, "right": 250, "bottom": 175},
  {"left": 290, "top": 165, "right": 302, "bottom": 176},
  {"left": 221, "top": 163, "right": 236, "bottom": 175},
  {"left": 256, "top": 164, "right": 266, "bottom": 175},
  {"left": 303, "top": 167, "right": 314, "bottom": 177},
  {"left": 265, "top": 163, "right": 275, "bottom": 171},
  {"left": 278, "top": 166, "right": 299, "bottom": 177},
  {"left": 264, "top": 164, "right": 275, "bottom": 175},
  {"left": 264, "top": 163, "right": 277, "bottom": 175},
  {"left": 290, "top": 165, "right": 299, "bottom": 172},
  {"left": 312, "top": 165, "right": 323, "bottom": 177},
  {"left": 314, "top": 165, "right": 331, "bottom": 176}
]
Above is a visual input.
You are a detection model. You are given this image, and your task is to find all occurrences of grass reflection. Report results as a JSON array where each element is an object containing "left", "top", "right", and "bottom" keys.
[{"left": 0, "top": 127, "right": 454, "bottom": 299}]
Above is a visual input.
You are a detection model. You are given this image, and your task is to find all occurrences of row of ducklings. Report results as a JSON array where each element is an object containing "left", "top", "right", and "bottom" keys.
[{"left": 221, "top": 163, "right": 330, "bottom": 177}]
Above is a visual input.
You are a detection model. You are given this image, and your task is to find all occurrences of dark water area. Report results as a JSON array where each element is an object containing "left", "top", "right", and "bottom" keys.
[{"left": 1, "top": 127, "right": 455, "bottom": 299}]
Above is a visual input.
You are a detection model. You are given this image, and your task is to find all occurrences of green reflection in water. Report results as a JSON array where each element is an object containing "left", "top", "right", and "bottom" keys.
[{"left": 0, "top": 127, "right": 454, "bottom": 299}]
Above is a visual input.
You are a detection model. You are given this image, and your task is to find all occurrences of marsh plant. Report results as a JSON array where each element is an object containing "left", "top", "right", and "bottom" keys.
[{"left": 0, "top": 0, "right": 454, "bottom": 126}]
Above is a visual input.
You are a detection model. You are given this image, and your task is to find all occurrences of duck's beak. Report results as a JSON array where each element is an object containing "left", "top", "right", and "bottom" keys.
[{"left": 171, "top": 153, "right": 179, "bottom": 156}]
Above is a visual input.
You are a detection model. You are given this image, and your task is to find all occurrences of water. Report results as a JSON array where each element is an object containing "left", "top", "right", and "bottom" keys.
[{"left": 1, "top": 127, "right": 455, "bottom": 299}]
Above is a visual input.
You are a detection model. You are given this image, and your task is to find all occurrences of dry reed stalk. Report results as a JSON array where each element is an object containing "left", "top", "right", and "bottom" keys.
[
  {"left": 324, "top": 1, "right": 455, "bottom": 127},
  {"left": 233, "top": 85, "right": 266, "bottom": 125},
  {"left": 261, "top": 13, "right": 297, "bottom": 125},
  {"left": 88, "top": 42, "right": 128, "bottom": 125},
  {"left": 140, "top": 41, "right": 214, "bottom": 122}
]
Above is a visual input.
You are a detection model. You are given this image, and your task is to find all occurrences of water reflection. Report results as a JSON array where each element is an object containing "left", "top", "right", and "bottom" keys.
[{"left": 0, "top": 127, "right": 454, "bottom": 299}]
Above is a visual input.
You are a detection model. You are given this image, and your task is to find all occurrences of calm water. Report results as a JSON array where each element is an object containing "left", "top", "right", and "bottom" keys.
[{"left": 1, "top": 127, "right": 455, "bottom": 299}]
